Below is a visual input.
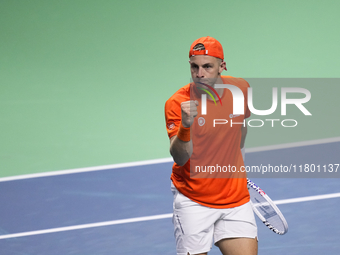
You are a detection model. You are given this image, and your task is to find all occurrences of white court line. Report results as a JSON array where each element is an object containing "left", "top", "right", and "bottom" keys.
[
  {"left": 0, "top": 158, "right": 173, "bottom": 182},
  {"left": 0, "top": 192, "right": 339, "bottom": 240},
  {"left": 0, "top": 136, "right": 339, "bottom": 182},
  {"left": 0, "top": 213, "right": 173, "bottom": 240},
  {"left": 274, "top": 192, "right": 340, "bottom": 205},
  {"left": 246, "top": 136, "right": 340, "bottom": 153}
]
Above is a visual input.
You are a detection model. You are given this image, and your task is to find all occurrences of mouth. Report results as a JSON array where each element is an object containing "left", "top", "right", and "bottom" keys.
[
  {"left": 195, "top": 81, "right": 211, "bottom": 88},
  {"left": 194, "top": 78, "right": 216, "bottom": 86}
]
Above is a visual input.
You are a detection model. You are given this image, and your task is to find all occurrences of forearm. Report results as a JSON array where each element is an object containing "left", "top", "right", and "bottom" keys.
[
  {"left": 170, "top": 136, "right": 193, "bottom": 166},
  {"left": 168, "top": 100, "right": 198, "bottom": 166}
]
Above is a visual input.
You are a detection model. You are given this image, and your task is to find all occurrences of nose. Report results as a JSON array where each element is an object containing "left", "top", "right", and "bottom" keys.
[{"left": 196, "top": 67, "right": 204, "bottom": 78}]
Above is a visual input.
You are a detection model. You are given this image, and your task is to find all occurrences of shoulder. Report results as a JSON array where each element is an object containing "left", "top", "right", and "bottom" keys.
[
  {"left": 164, "top": 84, "right": 191, "bottom": 137},
  {"left": 221, "top": 75, "right": 250, "bottom": 90},
  {"left": 165, "top": 84, "right": 191, "bottom": 109}
]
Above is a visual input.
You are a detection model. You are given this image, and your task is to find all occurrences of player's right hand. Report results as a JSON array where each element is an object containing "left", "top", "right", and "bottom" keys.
[{"left": 181, "top": 100, "right": 199, "bottom": 128}]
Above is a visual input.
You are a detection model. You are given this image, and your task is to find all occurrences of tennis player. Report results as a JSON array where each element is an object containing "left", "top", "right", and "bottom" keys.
[{"left": 164, "top": 36, "right": 258, "bottom": 255}]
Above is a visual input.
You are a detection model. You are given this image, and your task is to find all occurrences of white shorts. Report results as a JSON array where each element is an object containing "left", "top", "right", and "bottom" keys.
[{"left": 171, "top": 182, "right": 257, "bottom": 255}]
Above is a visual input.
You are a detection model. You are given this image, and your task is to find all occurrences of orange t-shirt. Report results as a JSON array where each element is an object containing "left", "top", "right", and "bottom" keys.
[{"left": 164, "top": 76, "right": 251, "bottom": 209}]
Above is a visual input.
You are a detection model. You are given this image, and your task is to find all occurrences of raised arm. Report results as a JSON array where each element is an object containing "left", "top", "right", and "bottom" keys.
[{"left": 169, "top": 100, "right": 198, "bottom": 166}]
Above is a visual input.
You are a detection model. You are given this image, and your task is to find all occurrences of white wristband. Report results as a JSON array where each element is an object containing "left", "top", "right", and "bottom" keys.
[{"left": 241, "top": 147, "right": 245, "bottom": 161}]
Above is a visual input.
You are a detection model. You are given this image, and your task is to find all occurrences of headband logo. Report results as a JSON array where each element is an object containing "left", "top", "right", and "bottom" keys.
[{"left": 193, "top": 43, "right": 205, "bottom": 51}]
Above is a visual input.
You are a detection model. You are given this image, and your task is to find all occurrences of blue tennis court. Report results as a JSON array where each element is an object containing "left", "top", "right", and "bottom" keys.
[{"left": 0, "top": 139, "right": 339, "bottom": 255}]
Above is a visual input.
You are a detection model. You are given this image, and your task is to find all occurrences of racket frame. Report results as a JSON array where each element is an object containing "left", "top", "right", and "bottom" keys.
[{"left": 247, "top": 179, "right": 289, "bottom": 235}]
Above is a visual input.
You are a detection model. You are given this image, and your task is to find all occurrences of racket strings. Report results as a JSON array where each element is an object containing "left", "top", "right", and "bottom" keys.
[{"left": 250, "top": 189, "right": 287, "bottom": 233}]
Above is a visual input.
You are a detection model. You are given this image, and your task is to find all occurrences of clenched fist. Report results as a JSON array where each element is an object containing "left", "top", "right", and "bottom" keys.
[{"left": 181, "top": 100, "right": 199, "bottom": 128}]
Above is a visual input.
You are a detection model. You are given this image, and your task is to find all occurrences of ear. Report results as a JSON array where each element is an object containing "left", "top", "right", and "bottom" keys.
[{"left": 219, "top": 61, "right": 226, "bottom": 73}]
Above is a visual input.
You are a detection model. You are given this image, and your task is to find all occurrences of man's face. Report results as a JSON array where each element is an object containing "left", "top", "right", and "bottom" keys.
[{"left": 189, "top": 55, "right": 225, "bottom": 87}]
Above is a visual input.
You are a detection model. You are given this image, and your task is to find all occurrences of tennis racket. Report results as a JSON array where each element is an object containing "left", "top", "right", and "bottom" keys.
[{"left": 247, "top": 178, "right": 288, "bottom": 235}]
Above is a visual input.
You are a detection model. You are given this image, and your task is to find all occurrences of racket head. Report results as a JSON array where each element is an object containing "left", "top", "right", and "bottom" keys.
[{"left": 247, "top": 179, "right": 288, "bottom": 235}]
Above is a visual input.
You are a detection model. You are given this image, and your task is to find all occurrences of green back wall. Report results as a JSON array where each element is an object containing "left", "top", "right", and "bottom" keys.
[{"left": 1, "top": 0, "right": 339, "bottom": 177}]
